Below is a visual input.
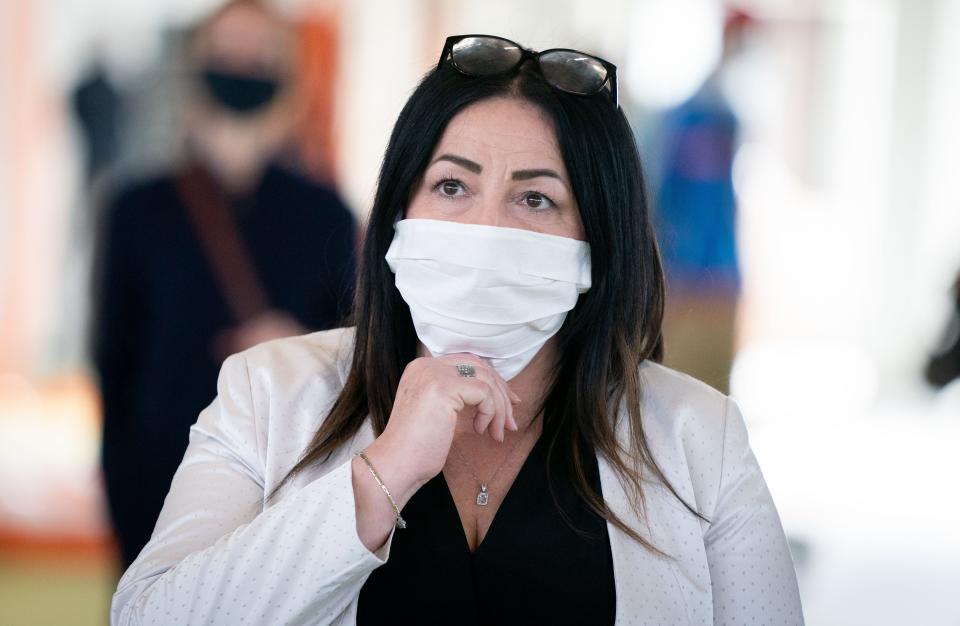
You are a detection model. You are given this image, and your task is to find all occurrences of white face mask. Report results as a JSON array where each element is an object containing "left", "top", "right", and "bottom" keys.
[{"left": 385, "top": 218, "right": 591, "bottom": 380}]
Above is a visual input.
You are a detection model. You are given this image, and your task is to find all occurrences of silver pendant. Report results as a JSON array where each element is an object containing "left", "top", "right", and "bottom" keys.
[{"left": 476, "top": 483, "right": 489, "bottom": 506}]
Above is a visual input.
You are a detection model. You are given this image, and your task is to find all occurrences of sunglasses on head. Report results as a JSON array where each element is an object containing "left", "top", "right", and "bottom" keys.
[{"left": 437, "top": 34, "right": 619, "bottom": 108}]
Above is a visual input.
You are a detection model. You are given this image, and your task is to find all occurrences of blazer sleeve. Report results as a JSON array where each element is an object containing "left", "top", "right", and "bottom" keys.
[
  {"left": 110, "top": 351, "right": 396, "bottom": 626},
  {"left": 704, "top": 397, "right": 805, "bottom": 625}
]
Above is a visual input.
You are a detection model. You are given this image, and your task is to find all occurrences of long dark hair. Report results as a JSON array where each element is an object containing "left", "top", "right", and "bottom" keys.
[{"left": 273, "top": 60, "right": 704, "bottom": 553}]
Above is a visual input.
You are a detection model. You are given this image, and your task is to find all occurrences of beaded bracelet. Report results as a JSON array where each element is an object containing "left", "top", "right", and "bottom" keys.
[{"left": 356, "top": 451, "right": 407, "bottom": 529}]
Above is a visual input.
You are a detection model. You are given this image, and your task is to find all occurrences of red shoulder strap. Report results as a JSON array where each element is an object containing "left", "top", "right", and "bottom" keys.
[{"left": 175, "top": 167, "right": 270, "bottom": 323}]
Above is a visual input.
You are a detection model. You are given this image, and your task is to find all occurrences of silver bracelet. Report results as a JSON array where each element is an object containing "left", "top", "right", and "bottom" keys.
[{"left": 356, "top": 451, "right": 407, "bottom": 529}]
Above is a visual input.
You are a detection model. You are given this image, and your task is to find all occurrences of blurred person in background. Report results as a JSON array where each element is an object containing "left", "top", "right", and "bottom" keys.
[
  {"left": 72, "top": 56, "right": 122, "bottom": 186},
  {"left": 649, "top": 9, "right": 754, "bottom": 394},
  {"left": 925, "top": 269, "right": 960, "bottom": 388},
  {"left": 111, "top": 34, "right": 802, "bottom": 625},
  {"left": 91, "top": 0, "right": 357, "bottom": 569}
]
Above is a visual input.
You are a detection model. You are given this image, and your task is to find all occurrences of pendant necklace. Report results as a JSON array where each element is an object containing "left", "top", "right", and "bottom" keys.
[{"left": 449, "top": 417, "right": 540, "bottom": 506}]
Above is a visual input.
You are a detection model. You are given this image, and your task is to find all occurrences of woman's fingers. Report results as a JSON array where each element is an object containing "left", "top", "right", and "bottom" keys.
[
  {"left": 484, "top": 363, "right": 520, "bottom": 436},
  {"left": 474, "top": 377, "right": 505, "bottom": 439},
  {"left": 501, "top": 378, "right": 520, "bottom": 432},
  {"left": 457, "top": 378, "right": 499, "bottom": 434},
  {"left": 463, "top": 363, "right": 507, "bottom": 441},
  {"left": 489, "top": 375, "right": 513, "bottom": 441},
  {"left": 444, "top": 354, "right": 518, "bottom": 442},
  {"left": 382, "top": 354, "right": 522, "bottom": 486}
]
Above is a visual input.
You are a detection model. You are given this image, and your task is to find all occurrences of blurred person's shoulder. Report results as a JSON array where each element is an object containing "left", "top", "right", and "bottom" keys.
[
  {"left": 262, "top": 162, "right": 355, "bottom": 224},
  {"left": 99, "top": 169, "right": 182, "bottom": 229},
  {"left": 107, "top": 169, "right": 180, "bottom": 208}
]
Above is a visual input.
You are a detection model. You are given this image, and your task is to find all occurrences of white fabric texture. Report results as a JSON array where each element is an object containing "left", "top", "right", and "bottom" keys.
[
  {"left": 110, "top": 327, "right": 804, "bottom": 625},
  {"left": 385, "top": 218, "right": 591, "bottom": 380}
]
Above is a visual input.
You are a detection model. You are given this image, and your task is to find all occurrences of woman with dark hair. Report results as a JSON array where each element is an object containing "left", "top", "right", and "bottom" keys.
[{"left": 111, "top": 35, "right": 803, "bottom": 625}]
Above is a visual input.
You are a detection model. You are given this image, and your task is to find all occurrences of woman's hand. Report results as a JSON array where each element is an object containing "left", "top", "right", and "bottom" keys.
[
  {"left": 383, "top": 353, "right": 520, "bottom": 480},
  {"left": 352, "top": 353, "right": 520, "bottom": 553}
]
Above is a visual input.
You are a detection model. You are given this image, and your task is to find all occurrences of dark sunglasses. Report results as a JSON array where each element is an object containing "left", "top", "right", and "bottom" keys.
[{"left": 437, "top": 34, "right": 619, "bottom": 108}]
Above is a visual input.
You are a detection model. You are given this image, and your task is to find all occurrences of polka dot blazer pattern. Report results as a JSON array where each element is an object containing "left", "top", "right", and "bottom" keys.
[{"left": 111, "top": 327, "right": 804, "bottom": 625}]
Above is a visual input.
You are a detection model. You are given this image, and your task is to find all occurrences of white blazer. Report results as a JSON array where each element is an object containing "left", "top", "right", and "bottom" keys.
[{"left": 111, "top": 327, "right": 803, "bottom": 625}]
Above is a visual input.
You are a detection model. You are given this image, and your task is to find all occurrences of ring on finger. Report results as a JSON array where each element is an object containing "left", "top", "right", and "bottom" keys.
[{"left": 456, "top": 364, "right": 477, "bottom": 378}]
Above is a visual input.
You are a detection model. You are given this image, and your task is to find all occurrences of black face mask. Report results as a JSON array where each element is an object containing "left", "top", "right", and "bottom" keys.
[{"left": 201, "top": 69, "right": 280, "bottom": 114}]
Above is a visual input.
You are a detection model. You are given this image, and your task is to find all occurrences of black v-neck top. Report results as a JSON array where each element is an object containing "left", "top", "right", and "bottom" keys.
[{"left": 356, "top": 434, "right": 617, "bottom": 625}]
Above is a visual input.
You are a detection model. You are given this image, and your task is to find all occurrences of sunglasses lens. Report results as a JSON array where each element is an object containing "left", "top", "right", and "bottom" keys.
[
  {"left": 451, "top": 36, "right": 523, "bottom": 75},
  {"left": 539, "top": 51, "right": 609, "bottom": 95}
]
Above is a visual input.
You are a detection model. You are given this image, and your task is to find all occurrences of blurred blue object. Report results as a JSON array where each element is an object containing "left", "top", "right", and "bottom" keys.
[{"left": 654, "top": 73, "right": 740, "bottom": 291}]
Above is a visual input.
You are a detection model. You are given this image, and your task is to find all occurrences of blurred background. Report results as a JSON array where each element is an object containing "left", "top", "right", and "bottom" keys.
[{"left": 1, "top": 0, "right": 958, "bottom": 624}]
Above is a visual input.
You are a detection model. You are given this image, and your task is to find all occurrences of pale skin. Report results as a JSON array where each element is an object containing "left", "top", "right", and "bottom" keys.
[{"left": 352, "top": 96, "right": 586, "bottom": 554}]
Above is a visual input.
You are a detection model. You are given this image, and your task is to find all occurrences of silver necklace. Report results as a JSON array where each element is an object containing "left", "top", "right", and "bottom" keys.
[{"left": 449, "top": 419, "right": 539, "bottom": 506}]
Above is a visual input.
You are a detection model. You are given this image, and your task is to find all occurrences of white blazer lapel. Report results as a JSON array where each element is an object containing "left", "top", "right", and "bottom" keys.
[
  {"left": 598, "top": 394, "right": 718, "bottom": 626},
  {"left": 598, "top": 452, "right": 694, "bottom": 625}
]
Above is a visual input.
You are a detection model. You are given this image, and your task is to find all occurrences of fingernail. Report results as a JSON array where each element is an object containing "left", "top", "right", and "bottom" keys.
[{"left": 509, "top": 417, "right": 519, "bottom": 431}]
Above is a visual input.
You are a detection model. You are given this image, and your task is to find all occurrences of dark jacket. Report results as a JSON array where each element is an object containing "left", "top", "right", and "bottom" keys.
[{"left": 92, "top": 162, "right": 357, "bottom": 565}]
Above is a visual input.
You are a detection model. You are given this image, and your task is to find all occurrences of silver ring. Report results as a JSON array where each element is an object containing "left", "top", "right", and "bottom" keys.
[{"left": 456, "top": 364, "right": 476, "bottom": 378}]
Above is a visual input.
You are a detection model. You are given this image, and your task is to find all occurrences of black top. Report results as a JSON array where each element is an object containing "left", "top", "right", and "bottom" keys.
[
  {"left": 357, "top": 433, "right": 617, "bottom": 625},
  {"left": 92, "top": 163, "right": 357, "bottom": 566}
]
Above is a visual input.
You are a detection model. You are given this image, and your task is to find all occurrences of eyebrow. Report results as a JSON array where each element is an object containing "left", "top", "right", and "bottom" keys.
[
  {"left": 511, "top": 168, "right": 561, "bottom": 182},
  {"left": 431, "top": 153, "right": 564, "bottom": 183},
  {"left": 432, "top": 154, "right": 482, "bottom": 174}
]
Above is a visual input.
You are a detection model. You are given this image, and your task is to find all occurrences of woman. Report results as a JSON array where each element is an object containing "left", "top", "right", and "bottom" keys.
[{"left": 111, "top": 35, "right": 803, "bottom": 625}]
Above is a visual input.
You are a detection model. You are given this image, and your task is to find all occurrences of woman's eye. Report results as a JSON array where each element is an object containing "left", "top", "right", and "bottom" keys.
[
  {"left": 435, "top": 179, "right": 466, "bottom": 197},
  {"left": 521, "top": 192, "right": 556, "bottom": 210}
]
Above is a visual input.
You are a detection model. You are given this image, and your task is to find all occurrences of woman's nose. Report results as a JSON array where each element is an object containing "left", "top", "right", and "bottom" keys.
[{"left": 468, "top": 194, "right": 505, "bottom": 227}]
